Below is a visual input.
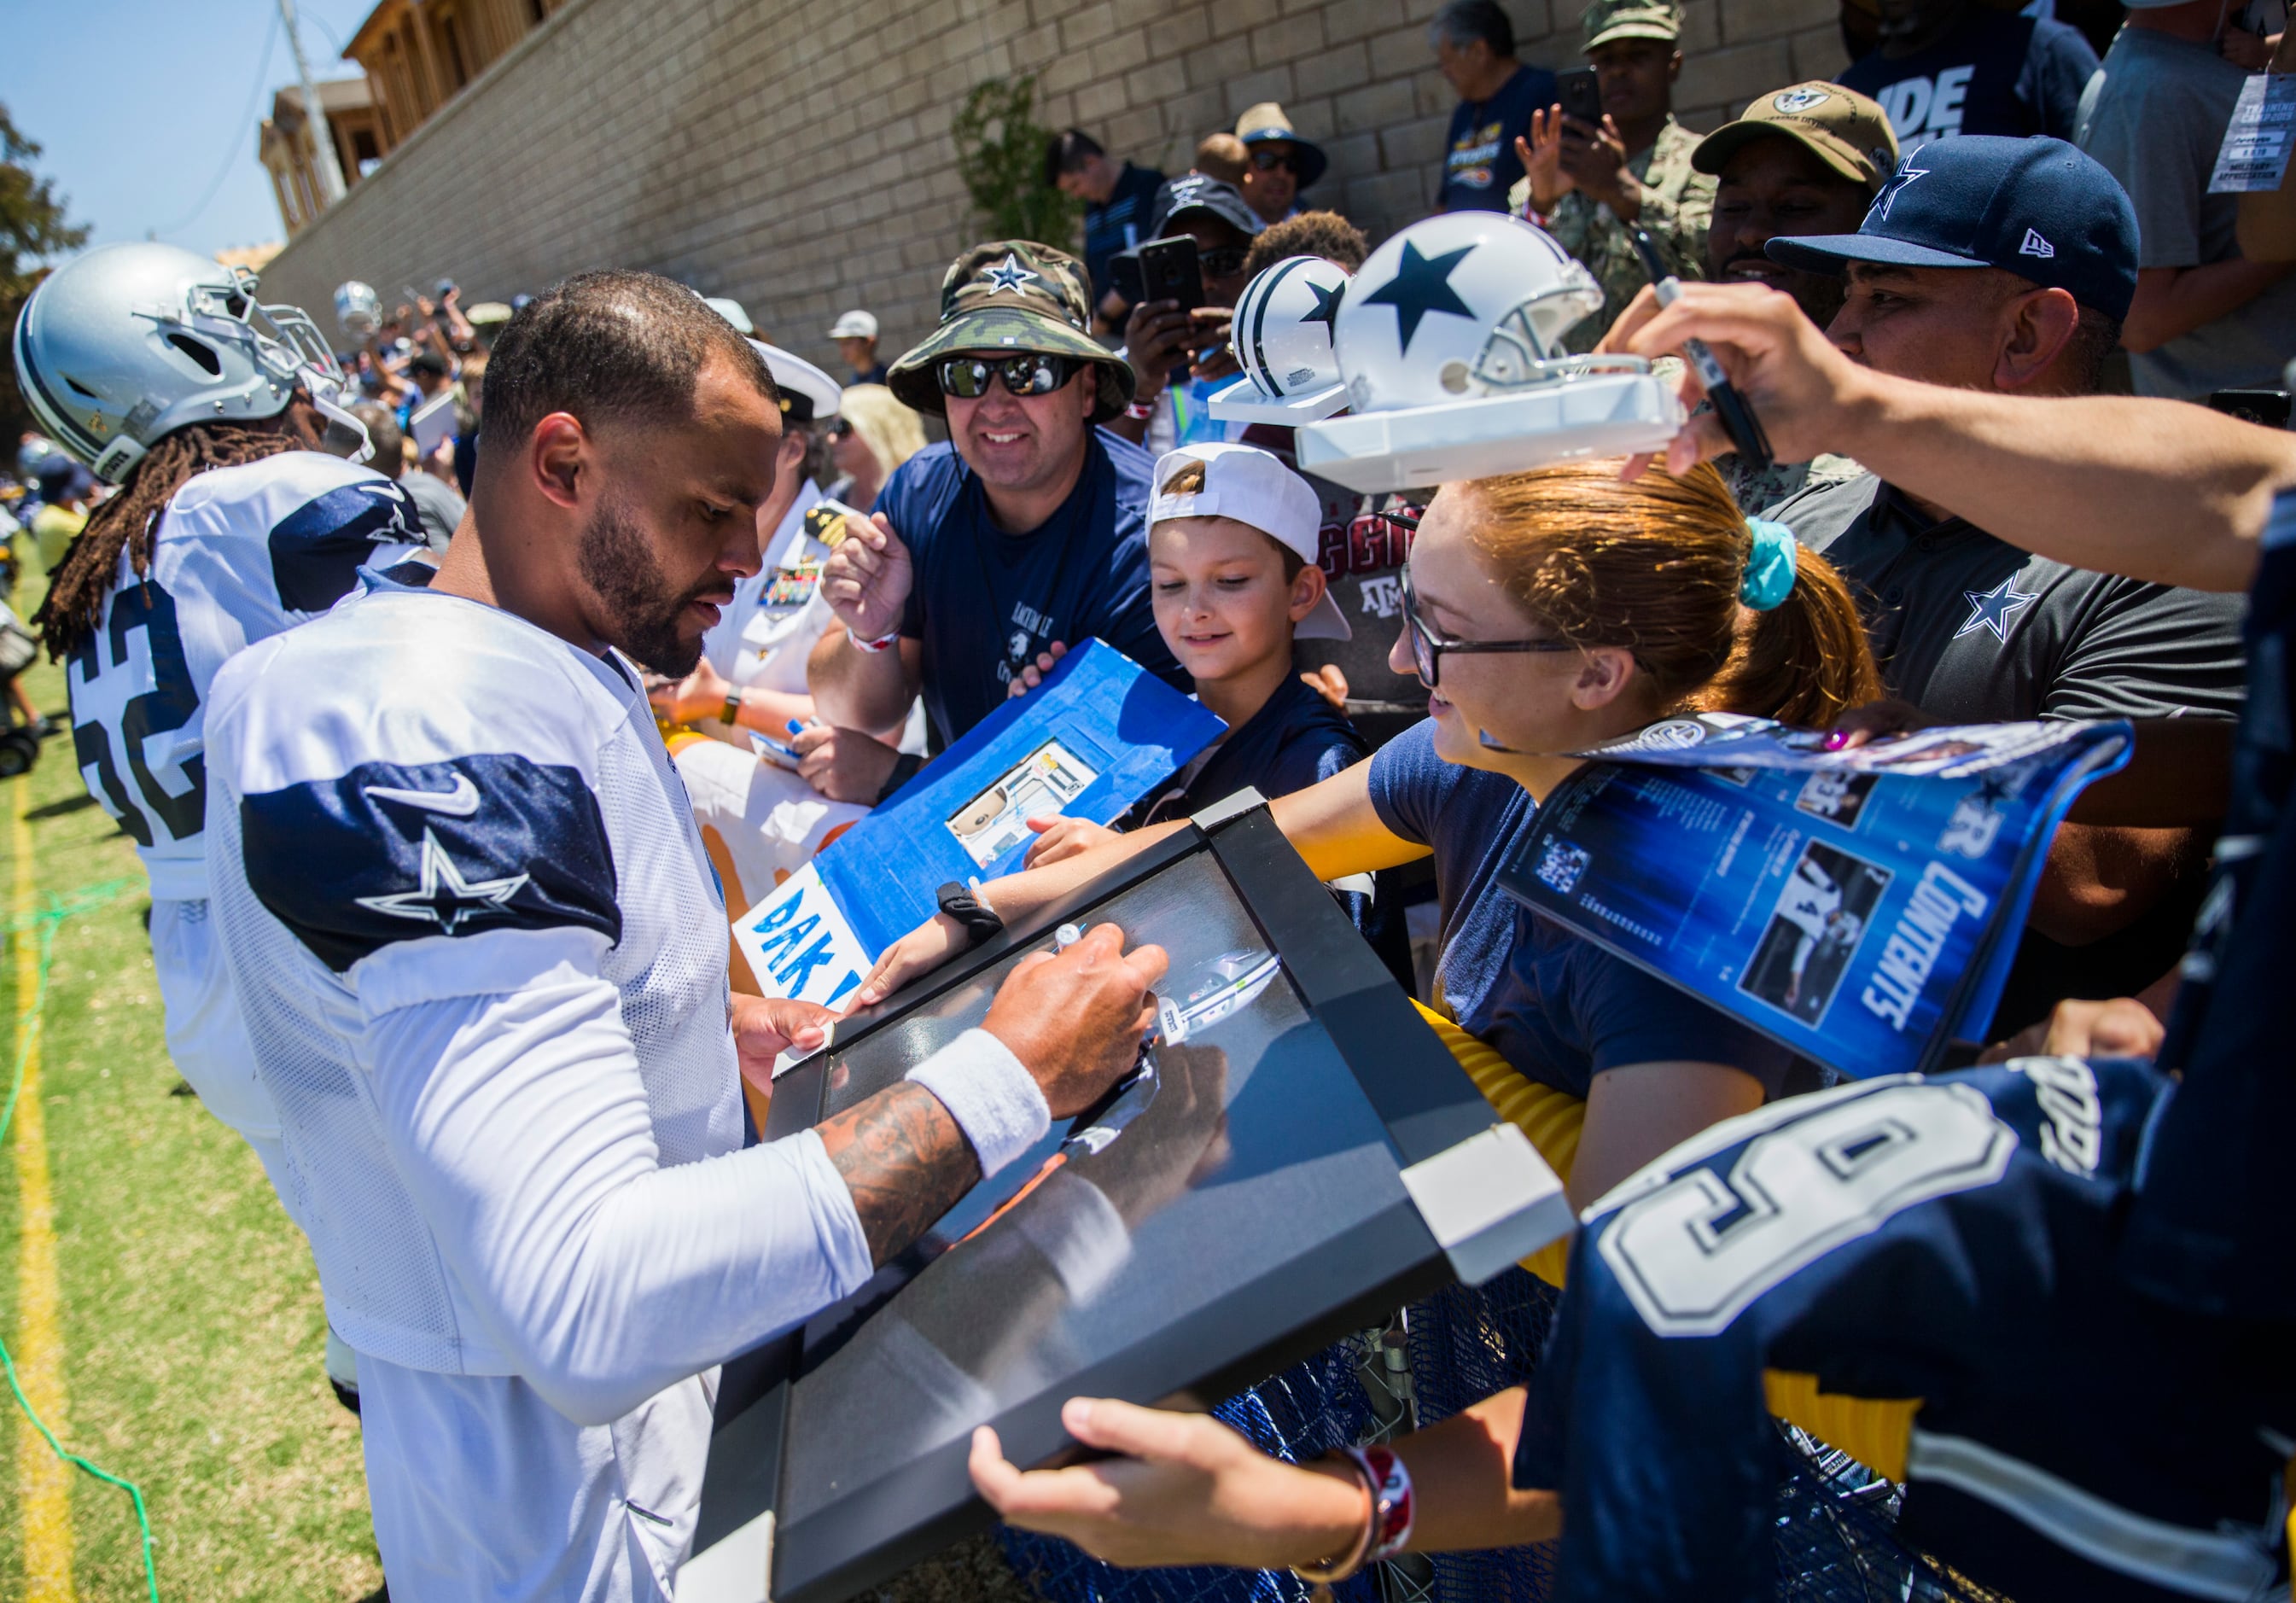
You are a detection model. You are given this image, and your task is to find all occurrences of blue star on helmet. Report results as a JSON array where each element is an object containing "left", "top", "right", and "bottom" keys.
[
  {"left": 1361, "top": 241, "right": 1477, "bottom": 354},
  {"left": 1302, "top": 277, "right": 1344, "bottom": 335},
  {"left": 354, "top": 827, "right": 529, "bottom": 934},
  {"left": 982, "top": 254, "right": 1039, "bottom": 294},
  {"left": 1868, "top": 152, "right": 1930, "bottom": 223},
  {"left": 1954, "top": 573, "right": 2039, "bottom": 643}
]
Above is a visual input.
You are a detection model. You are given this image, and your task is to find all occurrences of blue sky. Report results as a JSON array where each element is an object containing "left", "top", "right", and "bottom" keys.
[{"left": 12, "top": 0, "right": 378, "bottom": 260}]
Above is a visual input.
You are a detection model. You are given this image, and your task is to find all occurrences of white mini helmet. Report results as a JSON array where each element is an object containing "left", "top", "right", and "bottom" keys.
[
  {"left": 1231, "top": 255, "right": 1349, "bottom": 404},
  {"left": 1333, "top": 213, "right": 1605, "bottom": 414},
  {"left": 14, "top": 242, "right": 352, "bottom": 482},
  {"left": 335, "top": 279, "right": 382, "bottom": 336}
]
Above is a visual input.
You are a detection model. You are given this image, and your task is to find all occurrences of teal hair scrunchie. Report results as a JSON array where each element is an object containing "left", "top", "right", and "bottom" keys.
[{"left": 1740, "top": 518, "right": 1798, "bottom": 611}]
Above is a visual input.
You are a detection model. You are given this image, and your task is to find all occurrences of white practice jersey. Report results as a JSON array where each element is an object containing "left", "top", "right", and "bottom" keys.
[
  {"left": 203, "top": 575, "right": 1046, "bottom": 1600},
  {"left": 66, "top": 450, "right": 423, "bottom": 901}
]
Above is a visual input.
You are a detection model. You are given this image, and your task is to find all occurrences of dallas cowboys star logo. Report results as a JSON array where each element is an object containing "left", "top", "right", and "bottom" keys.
[
  {"left": 982, "top": 254, "right": 1038, "bottom": 294},
  {"left": 355, "top": 826, "right": 529, "bottom": 934},
  {"left": 1302, "top": 277, "right": 1343, "bottom": 335},
  {"left": 1868, "top": 152, "right": 1929, "bottom": 223},
  {"left": 1361, "top": 241, "right": 1477, "bottom": 354},
  {"left": 1955, "top": 573, "right": 2039, "bottom": 642}
]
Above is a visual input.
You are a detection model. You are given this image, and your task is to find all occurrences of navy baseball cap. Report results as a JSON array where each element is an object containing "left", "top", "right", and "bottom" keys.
[{"left": 1765, "top": 136, "right": 2139, "bottom": 321}]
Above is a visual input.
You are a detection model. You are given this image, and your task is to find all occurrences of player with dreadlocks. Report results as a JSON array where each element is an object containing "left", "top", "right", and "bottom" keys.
[{"left": 15, "top": 242, "right": 424, "bottom": 1404}]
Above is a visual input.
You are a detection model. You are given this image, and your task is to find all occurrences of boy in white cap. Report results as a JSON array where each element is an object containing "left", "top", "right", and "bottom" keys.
[
  {"left": 1017, "top": 441, "right": 1371, "bottom": 854},
  {"left": 827, "top": 309, "right": 888, "bottom": 385}
]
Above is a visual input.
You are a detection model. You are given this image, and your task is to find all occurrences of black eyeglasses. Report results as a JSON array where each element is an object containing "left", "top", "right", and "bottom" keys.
[
  {"left": 937, "top": 353, "right": 1078, "bottom": 399},
  {"left": 1400, "top": 563, "right": 1577, "bottom": 687},
  {"left": 1250, "top": 149, "right": 1302, "bottom": 174},
  {"left": 1199, "top": 247, "right": 1250, "bottom": 278}
]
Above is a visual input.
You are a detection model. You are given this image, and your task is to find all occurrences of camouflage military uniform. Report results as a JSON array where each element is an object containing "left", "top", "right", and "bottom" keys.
[
  {"left": 1511, "top": 116, "right": 1715, "bottom": 353},
  {"left": 1723, "top": 452, "right": 1867, "bottom": 518}
]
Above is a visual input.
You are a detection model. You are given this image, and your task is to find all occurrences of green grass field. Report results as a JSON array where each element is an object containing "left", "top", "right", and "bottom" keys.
[{"left": 0, "top": 593, "right": 382, "bottom": 1602}]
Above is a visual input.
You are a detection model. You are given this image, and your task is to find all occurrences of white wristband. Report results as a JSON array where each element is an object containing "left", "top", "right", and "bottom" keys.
[{"left": 848, "top": 626, "right": 900, "bottom": 655}]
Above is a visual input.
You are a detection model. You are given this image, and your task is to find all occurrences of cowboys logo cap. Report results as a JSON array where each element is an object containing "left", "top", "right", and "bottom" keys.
[
  {"left": 1764, "top": 135, "right": 2139, "bottom": 321},
  {"left": 1691, "top": 82, "right": 1899, "bottom": 194},
  {"left": 884, "top": 239, "right": 1134, "bottom": 423}
]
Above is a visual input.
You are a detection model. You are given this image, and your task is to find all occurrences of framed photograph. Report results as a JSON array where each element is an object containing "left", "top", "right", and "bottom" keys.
[{"left": 682, "top": 798, "right": 1570, "bottom": 1603}]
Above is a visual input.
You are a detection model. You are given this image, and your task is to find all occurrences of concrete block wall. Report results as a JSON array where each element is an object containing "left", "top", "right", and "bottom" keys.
[{"left": 258, "top": 0, "right": 1844, "bottom": 374}]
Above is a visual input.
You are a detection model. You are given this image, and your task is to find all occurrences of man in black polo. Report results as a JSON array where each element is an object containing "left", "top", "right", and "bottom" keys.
[{"left": 1764, "top": 136, "right": 2245, "bottom": 1032}]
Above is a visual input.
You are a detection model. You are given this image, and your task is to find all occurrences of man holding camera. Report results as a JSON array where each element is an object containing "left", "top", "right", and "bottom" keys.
[
  {"left": 807, "top": 242, "right": 1182, "bottom": 799},
  {"left": 1510, "top": 0, "right": 1713, "bottom": 353}
]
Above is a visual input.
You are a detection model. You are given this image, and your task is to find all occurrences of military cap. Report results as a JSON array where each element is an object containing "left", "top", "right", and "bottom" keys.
[
  {"left": 1582, "top": 0, "right": 1682, "bottom": 50},
  {"left": 1692, "top": 83, "right": 1900, "bottom": 193},
  {"left": 886, "top": 240, "right": 1134, "bottom": 423}
]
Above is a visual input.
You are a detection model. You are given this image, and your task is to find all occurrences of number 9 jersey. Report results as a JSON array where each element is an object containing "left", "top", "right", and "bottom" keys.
[
  {"left": 1517, "top": 1059, "right": 2296, "bottom": 1603},
  {"left": 67, "top": 449, "right": 422, "bottom": 1145}
]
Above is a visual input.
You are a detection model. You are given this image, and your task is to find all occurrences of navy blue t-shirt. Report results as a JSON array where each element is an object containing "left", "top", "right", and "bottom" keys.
[
  {"left": 1083, "top": 162, "right": 1167, "bottom": 302},
  {"left": 1369, "top": 720, "right": 1796, "bottom": 1094},
  {"left": 1839, "top": 9, "right": 2097, "bottom": 143},
  {"left": 1440, "top": 65, "right": 1559, "bottom": 213},
  {"left": 882, "top": 432, "right": 1183, "bottom": 746},
  {"left": 1135, "top": 673, "right": 1368, "bottom": 824}
]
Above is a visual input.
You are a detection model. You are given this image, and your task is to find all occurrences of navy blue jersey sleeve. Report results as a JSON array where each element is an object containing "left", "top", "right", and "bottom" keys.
[
  {"left": 269, "top": 476, "right": 427, "bottom": 611},
  {"left": 241, "top": 752, "right": 620, "bottom": 972},
  {"left": 1570, "top": 942, "right": 1798, "bottom": 1093},
  {"left": 2020, "top": 18, "right": 2100, "bottom": 140}
]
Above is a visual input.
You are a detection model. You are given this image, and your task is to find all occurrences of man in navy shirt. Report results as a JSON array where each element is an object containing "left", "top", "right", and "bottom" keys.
[
  {"left": 1431, "top": 0, "right": 1558, "bottom": 213},
  {"left": 1839, "top": 0, "right": 2098, "bottom": 142},
  {"left": 808, "top": 239, "right": 1182, "bottom": 800},
  {"left": 1047, "top": 130, "right": 1167, "bottom": 324}
]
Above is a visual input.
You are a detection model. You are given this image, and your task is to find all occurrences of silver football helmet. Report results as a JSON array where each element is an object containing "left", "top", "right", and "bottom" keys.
[
  {"left": 13, "top": 242, "right": 357, "bottom": 483},
  {"left": 335, "top": 279, "right": 382, "bottom": 336}
]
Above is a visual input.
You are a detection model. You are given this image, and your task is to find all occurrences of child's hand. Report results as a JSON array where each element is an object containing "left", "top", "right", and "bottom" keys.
[
  {"left": 1005, "top": 640, "right": 1069, "bottom": 699},
  {"left": 1023, "top": 814, "right": 1122, "bottom": 869},
  {"left": 1299, "top": 664, "right": 1349, "bottom": 712}
]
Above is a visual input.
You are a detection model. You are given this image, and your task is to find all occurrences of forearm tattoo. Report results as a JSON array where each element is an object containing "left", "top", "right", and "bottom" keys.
[{"left": 819, "top": 1081, "right": 982, "bottom": 1266}]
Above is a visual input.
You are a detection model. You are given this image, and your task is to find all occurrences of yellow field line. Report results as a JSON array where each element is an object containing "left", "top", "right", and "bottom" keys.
[{"left": 10, "top": 785, "right": 75, "bottom": 1600}]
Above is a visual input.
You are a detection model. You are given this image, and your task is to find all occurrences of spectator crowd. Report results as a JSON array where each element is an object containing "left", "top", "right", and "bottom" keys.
[{"left": 15, "top": 0, "right": 2296, "bottom": 1597}]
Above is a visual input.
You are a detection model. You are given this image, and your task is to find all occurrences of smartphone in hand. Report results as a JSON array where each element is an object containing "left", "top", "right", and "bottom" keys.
[
  {"left": 1139, "top": 236, "right": 1203, "bottom": 318},
  {"left": 1558, "top": 67, "right": 1603, "bottom": 127}
]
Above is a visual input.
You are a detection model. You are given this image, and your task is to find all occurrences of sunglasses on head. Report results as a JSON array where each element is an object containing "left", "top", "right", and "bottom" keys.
[
  {"left": 937, "top": 353, "right": 1079, "bottom": 399},
  {"left": 1250, "top": 148, "right": 1302, "bottom": 174}
]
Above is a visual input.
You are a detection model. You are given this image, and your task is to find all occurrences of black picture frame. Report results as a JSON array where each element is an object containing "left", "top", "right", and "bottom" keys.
[{"left": 682, "top": 797, "right": 1567, "bottom": 1603}]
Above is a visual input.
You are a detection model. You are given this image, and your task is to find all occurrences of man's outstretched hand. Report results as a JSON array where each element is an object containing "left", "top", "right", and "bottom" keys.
[
  {"left": 1608, "top": 280, "right": 1878, "bottom": 477},
  {"left": 982, "top": 923, "right": 1167, "bottom": 1119}
]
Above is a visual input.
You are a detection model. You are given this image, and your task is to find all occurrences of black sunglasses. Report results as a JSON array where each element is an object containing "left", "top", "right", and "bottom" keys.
[
  {"left": 937, "top": 353, "right": 1078, "bottom": 399},
  {"left": 1400, "top": 563, "right": 1576, "bottom": 687},
  {"left": 1250, "top": 148, "right": 1302, "bottom": 174},
  {"left": 1199, "top": 247, "right": 1250, "bottom": 277}
]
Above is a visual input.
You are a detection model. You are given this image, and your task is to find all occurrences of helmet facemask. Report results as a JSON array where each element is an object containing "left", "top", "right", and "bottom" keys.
[{"left": 1461, "top": 282, "right": 1646, "bottom": 396}]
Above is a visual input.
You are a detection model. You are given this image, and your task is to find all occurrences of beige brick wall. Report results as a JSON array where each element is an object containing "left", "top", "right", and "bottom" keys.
[{"left": 259, "top": 0, "right": 1844, "bottom": 371}]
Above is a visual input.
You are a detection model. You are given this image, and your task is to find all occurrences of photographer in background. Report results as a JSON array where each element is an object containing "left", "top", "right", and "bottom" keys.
[
  {"left": 1512, "top": 0, "right": 1713, "bottom": 353},
  {"left": 1105, "top": 176, "right": 1262, "bottom": 453}
]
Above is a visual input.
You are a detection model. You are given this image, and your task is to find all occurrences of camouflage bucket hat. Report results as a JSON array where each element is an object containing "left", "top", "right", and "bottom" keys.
[
  {"left": 887, "top": 240, "right": 1135, "bottom": 423},
  {"left": 1582, "top": 0, "right": 1682, "bottom": 50}
]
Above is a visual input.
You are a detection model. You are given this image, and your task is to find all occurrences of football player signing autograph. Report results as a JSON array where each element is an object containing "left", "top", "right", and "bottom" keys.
[{"left": 200, "top": 272, "right": 1167, "bottom": 1603}]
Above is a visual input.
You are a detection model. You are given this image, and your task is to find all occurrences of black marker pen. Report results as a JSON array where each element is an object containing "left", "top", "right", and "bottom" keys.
[{"left": 1628, "top": 228, "right": 1774, "bottom": 471}]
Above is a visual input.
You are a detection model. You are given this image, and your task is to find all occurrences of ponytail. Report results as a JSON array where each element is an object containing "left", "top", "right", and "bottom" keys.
[{"left": 1453, "top": 460, "right": 1879, "bottom": 728}]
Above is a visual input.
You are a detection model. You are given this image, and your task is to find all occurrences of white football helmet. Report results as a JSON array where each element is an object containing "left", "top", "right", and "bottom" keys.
[
  {"left": 335, "top": 279, "right": 382, "bottom": 336},
  {"left": 15, "top": 242, "right": 357, "bottom": 483},
  {"left": 1214, "top": 254, "right": 1351, "bottom": 423},
  {"left": 1333, "top": 213, "right": 1610, "bottom": 414}
]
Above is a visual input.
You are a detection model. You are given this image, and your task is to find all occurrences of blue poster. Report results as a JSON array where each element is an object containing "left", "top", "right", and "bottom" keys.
[
  {"left": 1499, "top": 715, "right": 2131, "bottom": 1079},
  {"left": 736, "top": 640, "right": 1225, "bottom": 1006}
]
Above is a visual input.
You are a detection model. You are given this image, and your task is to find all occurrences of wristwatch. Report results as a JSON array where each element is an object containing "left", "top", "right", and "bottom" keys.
[
  {"left": 720, "top": 689, "right": 743, "bottom": 726},
  {"left": 936, "top": 882, "right": 1005, "bottom": 948}
]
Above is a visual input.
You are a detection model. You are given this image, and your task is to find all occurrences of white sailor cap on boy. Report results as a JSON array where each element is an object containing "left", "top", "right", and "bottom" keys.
[{"left": 1149, "top": 442, "right": 1349, "bottom": 641}]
